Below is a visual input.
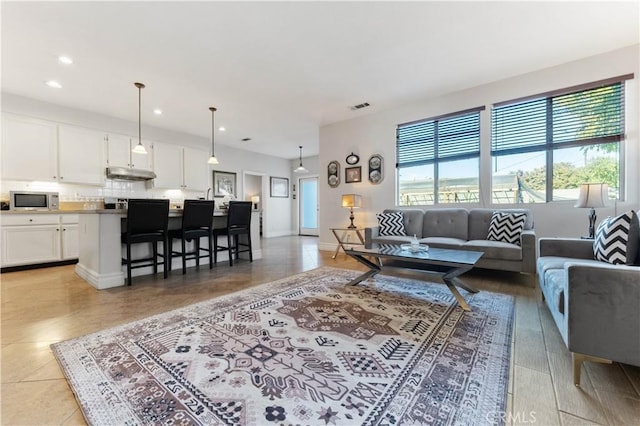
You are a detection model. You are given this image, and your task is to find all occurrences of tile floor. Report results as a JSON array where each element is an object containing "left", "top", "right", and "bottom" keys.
[{"left": 1, "top": 236, "right": 639, "bottom": 425}]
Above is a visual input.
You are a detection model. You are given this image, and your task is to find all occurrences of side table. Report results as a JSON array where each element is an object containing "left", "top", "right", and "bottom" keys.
[{"left": 330, "top": 227, "right": 365, "bottom": 259}]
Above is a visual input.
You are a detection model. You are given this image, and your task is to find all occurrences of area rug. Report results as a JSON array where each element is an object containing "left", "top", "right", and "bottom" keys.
[{"left": 52, "top": 267, "right": 514, "bottom": 425}]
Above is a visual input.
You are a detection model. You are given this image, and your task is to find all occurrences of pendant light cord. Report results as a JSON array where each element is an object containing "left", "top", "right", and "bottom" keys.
[{"left": 134, "top": 82, "right": 145, "bottom": 147}]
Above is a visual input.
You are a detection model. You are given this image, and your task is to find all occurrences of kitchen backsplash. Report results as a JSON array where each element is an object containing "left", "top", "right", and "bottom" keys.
[{"left": 0, "top": 179, "right": 207, "bottom": 206}]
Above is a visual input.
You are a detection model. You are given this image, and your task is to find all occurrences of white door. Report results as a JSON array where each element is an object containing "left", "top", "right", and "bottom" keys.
[
  {"left": 183, "top": 147, "right": 209, "bottom": 191},
  {"left": 58, "top": 125, "right": 105, "bottom": 185},
  {"left": 299, "top": 177, "right": 318, "bottom": 236}
]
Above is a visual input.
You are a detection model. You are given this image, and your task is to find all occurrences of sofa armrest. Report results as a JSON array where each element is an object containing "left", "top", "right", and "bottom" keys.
[
  {"left": 365, "top": 227, "right": 380, "bottom": 245},
  {"left": 539, "top": 237, "right": 594, "bottom": 260},
  {"left": 521, "top": 229, "right": 536, "bottom": 274},
  {"left": 566, "top": 263, "right": 640, "bottom": 365}
]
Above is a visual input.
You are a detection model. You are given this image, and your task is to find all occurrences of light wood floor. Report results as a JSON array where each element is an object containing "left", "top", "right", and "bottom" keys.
[{"left": 1, "top": 236, "right": 639, "bottom": 425}]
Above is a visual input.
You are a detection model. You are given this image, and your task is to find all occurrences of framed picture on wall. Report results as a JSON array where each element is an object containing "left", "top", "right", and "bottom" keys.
[
  {"left": 212, "top": 170, "right": 237, "bottom": 197},
  {"left": 345, "top": 166, "right": 362, "bottom": 183},
  {"left": 270, "top": 176, "right": 289, "bottom": 198}
]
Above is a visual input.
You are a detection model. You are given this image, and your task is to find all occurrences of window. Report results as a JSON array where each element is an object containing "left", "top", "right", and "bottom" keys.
[
  {"left": 491, "top": 76, "right": 631, "bottom": 203},
  {"left": 396, "top": 107, "right": 484, "bottom": 205}
]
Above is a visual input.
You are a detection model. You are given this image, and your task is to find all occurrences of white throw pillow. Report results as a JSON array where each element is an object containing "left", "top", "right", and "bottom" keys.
[
  {"left": 487, "top": 211, "right": 527, "bottom": 246},
  {"left": 376, "top": 212, "right": 407, "bottom": 236}
]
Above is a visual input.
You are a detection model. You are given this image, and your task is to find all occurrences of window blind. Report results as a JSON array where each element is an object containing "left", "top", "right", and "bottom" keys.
[
  {"left": 492, "top": 82, "right": 625, "bottom": 155},
  {"left": 397, "top": 109, "right": 481, "bottom": 167}
]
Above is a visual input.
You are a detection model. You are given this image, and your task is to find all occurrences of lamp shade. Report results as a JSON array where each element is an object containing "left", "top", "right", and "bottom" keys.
[
  {"left": 341, "top": 194, "right": 362, "bottom": 209},
  {"left": 574, "top": 183, "right": 608, "bottom": 208},
  {"left": 251, "top": 195, "right": 260, "bottom": 204}
]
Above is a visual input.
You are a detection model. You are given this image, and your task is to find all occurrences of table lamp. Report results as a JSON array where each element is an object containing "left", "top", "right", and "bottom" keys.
[
  {"left": 574, "top": 183, "right": 608, "bottom": 239},
  {"left": 251, "top": 195, "right": 260, "bottom": 210},
  {"left": 341, "top": 194, "right": 362, "bottom": 228}
]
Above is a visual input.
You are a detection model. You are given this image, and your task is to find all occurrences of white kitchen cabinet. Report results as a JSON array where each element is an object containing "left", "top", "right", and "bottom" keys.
[
  {"left": 58, "top": 125, "right": 106, "bottom": 185},
  {"left": 1, "top": 114, "right": 58, "bottom": 181},
  {"left": 106, "top": 134, "right": 153, "bottom": 170},
  {"left": 153, "top": 141, "right": 183, "bottom": 189},
  {"left": 183, "top": 147, "right": 209, "bottom": 191},
  {"left": 153, "top": 144, "right": 209, "bottom": 191},
  {"left": 61, "top": 214, "right": 79, "bottom": 259},
  {"left": 0, "top": 214, "right": 79, "bottom": 267}
]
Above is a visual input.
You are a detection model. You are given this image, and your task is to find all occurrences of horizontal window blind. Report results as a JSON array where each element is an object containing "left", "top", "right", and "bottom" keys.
[
  {"left": 397, "top": 110, "right": 480, "bottom": 167},
  {"left": 492, "top": 82, "right": 624, "bottom": 155}
]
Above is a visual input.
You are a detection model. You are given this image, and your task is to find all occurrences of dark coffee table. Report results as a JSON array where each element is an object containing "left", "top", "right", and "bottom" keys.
[{"left": 343, "top": 243, "right": 484, "bottom": 311}]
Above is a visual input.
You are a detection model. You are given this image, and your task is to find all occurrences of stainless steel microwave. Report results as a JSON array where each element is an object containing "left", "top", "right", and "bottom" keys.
[{"left": 9, "top": 191, "right": 59, "bottom": 211}]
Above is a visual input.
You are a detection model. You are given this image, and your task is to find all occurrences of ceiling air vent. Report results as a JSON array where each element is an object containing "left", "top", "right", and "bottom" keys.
[
  {"left": 350, "top": 102, "right": 370, "bottom": 111},
  {"left": 241, "top": 137, "right": 252, "bottom": 142}
]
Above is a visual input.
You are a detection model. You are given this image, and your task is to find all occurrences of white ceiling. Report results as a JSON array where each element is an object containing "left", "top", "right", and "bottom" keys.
[{"left": 2, "top": 1, "right": 638, "bottom": 159}]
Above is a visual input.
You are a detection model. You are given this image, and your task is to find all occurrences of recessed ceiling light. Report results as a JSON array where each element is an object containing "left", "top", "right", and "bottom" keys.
[
  {"left": 153, "top": 109, "right": 162, "bottom": 115},
  {"left": 218, "top": 126, "right": 226, "bottom": 131},
  {"left": 58, "top": 55, "right": 73, "bottom": 65},
  {"left": 45, "top": 80, "right": 62, "bottom": 89}
]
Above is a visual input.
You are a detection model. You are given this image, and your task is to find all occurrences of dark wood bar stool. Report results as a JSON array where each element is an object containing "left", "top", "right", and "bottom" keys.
[
  {"left": 168, "top": 199, "right": 215, "bottom": 274},
  {"left": 213, "top": 201, "right": 253, "bottom": 266},
  {"left": 121, "top": 199, "right": 170, "bottom": 285}
]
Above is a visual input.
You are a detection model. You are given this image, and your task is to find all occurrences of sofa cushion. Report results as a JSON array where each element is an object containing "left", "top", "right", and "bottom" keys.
[
  {"left": 468, "top": 208, "right": 533, "bottom": 241},
  {"left": 593, "top": 210, "right": 639, "bottom": 265},
  {"left": 376, "top": 212, "right": 407, "bottom": 236},
  {"left": 419, "top": 237, "right": 465, "bottom": 250},
  {"left": 536, "top": 256, "right": 605, "bottom": 277},
  {"left": 487, "top": 211, "right": 527, "bottom": 245},
  {"left": 543, "top": 269, "right": 567, "bottom": 315},
  {"left": 464, "top": 240, "right": 522, "bottom": 261},
  {"left": 422, "top": 209, "right": 468, "bottom": 240}
]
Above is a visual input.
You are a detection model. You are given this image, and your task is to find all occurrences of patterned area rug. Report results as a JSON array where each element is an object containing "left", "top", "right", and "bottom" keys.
[{"left": 52, "top": 267, "right": 514, "bottom": 426}]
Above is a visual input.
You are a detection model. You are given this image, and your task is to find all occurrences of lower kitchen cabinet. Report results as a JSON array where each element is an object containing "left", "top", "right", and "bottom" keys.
[{"left": 1, "top": 214, "right": 79, "bottom": 268}]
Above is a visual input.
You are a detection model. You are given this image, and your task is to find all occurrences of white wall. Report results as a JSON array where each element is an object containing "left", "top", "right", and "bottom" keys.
[
  {"left": 1, "top": 93, "right": 298, "bottom": 238},
  {"left": 318, "top": 45, "right": 640, "bottom": 250}
]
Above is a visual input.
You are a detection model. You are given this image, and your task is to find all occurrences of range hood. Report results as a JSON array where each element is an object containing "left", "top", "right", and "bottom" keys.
[{"left": 106, "top": 167, "right": 156, "bottom": 181}]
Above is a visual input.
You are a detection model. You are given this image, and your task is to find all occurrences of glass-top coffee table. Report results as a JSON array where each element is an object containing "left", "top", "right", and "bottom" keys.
[{"left": 343, "top": 243, "right": 484, "bottom": 311}]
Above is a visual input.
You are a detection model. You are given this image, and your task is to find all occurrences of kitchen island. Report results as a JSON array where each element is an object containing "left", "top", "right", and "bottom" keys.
[{"left": 75, "top": 209, "right": 262, "bottom": 289}]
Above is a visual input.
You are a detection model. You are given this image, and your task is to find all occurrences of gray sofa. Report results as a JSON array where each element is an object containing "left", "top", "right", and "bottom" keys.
[
  {"left": 364, "top": 208, "right": 536, "bottom": 274},
  {"left": 537, "top": 237, "right": 640, "bottom": 385}
]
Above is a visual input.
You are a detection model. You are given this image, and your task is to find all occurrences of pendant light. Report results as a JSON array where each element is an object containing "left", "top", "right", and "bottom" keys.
[
  {"left": 294, "top": 145, "right": 308, "bottom": 173},
  {"left": 131, "top": 82, "right": 148, "bottom": 155},
  {"left": 207, "top": 107, "right": 219, "bottom": 165}
]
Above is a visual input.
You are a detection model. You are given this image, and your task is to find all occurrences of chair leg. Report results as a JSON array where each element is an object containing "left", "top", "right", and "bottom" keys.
[
  {"left": 195, "top": 238, "right": 201, "bottom": 268},
  {"left": 152, "top": 242, "right": 158, "bottom": 274},
  {"left": 168, "top": 237, "right": 173, "bottom": 272},
  {"left": 208, "top": 231, "right": 213, "bottom": 269},
  {"left": 126, "top": 243, "right": 132, "bottom": 286},
  {"left": 181, "top": 238, "right": 187, "bottom": 274},
  {"left": 213, "top": 234, "right": 218, "bottom": 264},
  {"left": 163, "top": 237, "right": 168, "bottom": 279},
  {"left": 228, "top": 233, "right": 233, "bottom": 266},
  {"left": 572, "top": 352, "right": 612, "bottom": 386},
  {"left": 247, "top": 232, "right": 253, "bottom": 262}
]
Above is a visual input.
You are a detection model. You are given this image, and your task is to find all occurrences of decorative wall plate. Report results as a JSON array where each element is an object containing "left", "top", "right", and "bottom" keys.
[
  {"left": 368, "top": 154, "right": 384, "bottom": 184},
  {"left": 345, "top": 152, "right": 360, "bottom": 165},
  {"left": 327, "top": 161, "right": 340, "bottom": 188}
]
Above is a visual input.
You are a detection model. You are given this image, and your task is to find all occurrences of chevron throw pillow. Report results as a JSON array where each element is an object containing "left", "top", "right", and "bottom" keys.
[
  {"left": 593, "top": 210, "right": 639, "bottom": 265},
  {"left": 487, "top": 211, "right": 527, "bottom": 246},
  {"left": 376, "top": 212, "right": 407, "bottom": 236}
]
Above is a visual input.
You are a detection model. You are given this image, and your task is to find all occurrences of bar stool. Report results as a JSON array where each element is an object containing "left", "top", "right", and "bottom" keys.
[
  {"left": 121, "top": 199, "right": 170, "bottom": 285},
  {"left": 168, "top": 199, "right": 215, "bottom": 274},
  {"left": 213, "top": 201, "right": 253, "bottom": 266}
]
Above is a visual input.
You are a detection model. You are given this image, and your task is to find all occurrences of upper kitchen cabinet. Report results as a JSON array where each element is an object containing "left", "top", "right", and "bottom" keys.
[
  {"left": 1, "top": 114, "right": 58, "bottom": 181},
  {"left": 153, "top": 143, "right": 208, "bottom": 191},
  {"left": 183, "top": 146, "right": 209, "bottom": 191},
  {"left": 106, "top": 134, "right": 153, "bottom": 171},
  {"left": 58, "top": 124, "right": 105, "bottom": 185}
]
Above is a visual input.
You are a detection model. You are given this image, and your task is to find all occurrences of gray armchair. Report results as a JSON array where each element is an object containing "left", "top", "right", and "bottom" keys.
[{"left": 537, "top": 238, "right": 640, "bottom": 385}]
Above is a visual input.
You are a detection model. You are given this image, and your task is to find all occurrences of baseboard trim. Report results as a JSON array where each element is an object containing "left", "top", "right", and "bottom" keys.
[{"left": 1, "top": 259, "right": 78, "bottom": 273}]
